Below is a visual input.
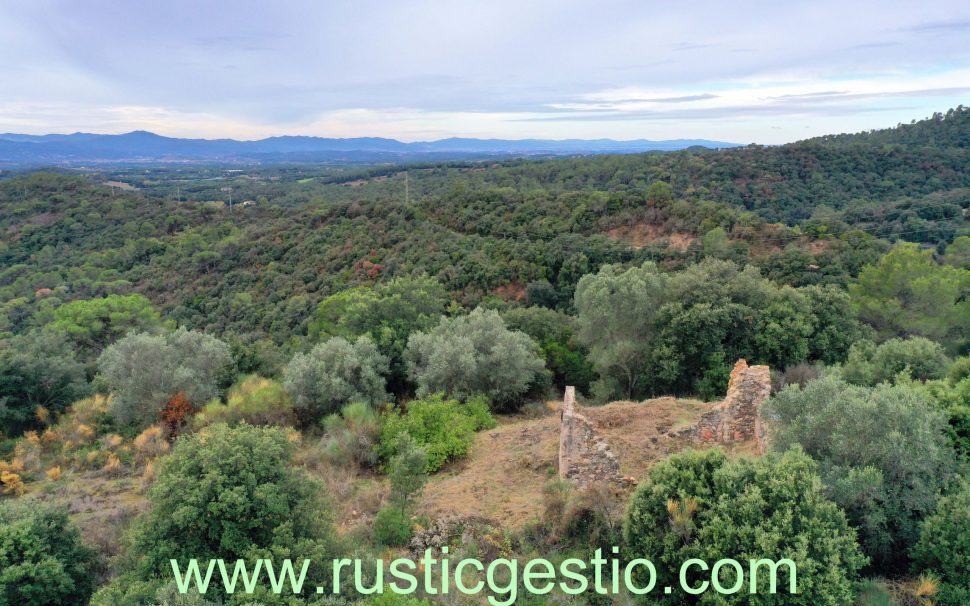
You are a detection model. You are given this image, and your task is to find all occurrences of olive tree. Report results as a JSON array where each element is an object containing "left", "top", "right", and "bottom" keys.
[
  {"left": 308, "top": 275, "right": 447, "bottom": 396},
  {"left": 97, "top": 328, "right": 232, "bottom": 428},
  {"left": 283, "top": 335, "right": 389, "bottom": 424},
  {"left": 404, "top": 307, "right": 544, "bottom": 409}
]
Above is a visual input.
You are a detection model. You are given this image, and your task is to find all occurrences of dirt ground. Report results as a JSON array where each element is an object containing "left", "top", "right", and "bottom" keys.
[
  {"left": 417, "top": 413, "right": 561, "bottom": 528},
  {"left": 418, "top": 397, "right": 755, "bottom": 529},
  {"left": 605, "top": 222, "right": 696, "bottom": 251}
]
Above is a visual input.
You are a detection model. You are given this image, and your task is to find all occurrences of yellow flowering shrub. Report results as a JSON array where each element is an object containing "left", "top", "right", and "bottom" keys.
[{"left": 0, "top": 470, "right": 25, "bottom": 496}]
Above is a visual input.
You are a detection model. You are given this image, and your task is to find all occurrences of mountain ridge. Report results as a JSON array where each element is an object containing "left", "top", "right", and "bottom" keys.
[{"left": 0, "top": 130, "right": 741, "bottom": 166}]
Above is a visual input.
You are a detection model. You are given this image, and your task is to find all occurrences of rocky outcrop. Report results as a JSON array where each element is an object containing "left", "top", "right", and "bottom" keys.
[
  {"left": 683, "top": 359, "right": 772, "bottom": 452},
  {"left": 558, "top": 386, "right": 623, "bottom": 485}
]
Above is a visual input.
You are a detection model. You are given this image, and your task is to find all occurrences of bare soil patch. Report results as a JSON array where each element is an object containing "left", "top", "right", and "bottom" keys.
[{"left": 419, "top": 397, "right": 755, "bottom": 529}]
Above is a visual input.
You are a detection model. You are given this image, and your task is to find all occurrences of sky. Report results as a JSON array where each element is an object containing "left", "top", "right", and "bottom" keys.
[{"left": 1, "top": 0, "right": 969, "bottom": 144}]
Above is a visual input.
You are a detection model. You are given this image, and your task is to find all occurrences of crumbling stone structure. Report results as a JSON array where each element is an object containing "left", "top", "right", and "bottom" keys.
[
  {"left": 558, "top": 359, "right": 773, "bottom": 485},
  {"left": 558, "top": 386, "right": 623, "bottom": 485},
  {"left": 687, "top": 359, "right": 772, "bottom": 452}
]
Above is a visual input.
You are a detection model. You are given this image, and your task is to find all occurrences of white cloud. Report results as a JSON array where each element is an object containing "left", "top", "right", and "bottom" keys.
[{"left": 1, "top": 1, "right": 968, "bottom": 143}]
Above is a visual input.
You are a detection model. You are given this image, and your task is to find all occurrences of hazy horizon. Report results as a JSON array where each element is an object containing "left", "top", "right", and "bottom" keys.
[
  {"left": 0, "top": 128, "right": 742, "bottom": 144},
  {"left": 2, "top": 1, "right": 969, "bottom": 144}
]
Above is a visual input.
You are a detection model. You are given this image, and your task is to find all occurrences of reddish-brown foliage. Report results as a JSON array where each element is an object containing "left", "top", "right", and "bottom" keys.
[{"left": 160, "top": 392, "right": 193, "bottom": 438}]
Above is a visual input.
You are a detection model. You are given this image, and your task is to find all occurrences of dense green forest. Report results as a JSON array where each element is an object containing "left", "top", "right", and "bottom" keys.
[{"left": 2, "top": 108, "right": 970, "bottom": 605}]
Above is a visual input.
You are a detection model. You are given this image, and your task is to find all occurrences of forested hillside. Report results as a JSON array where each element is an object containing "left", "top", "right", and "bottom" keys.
[{"left": 2, "top": 108, "right": 970, "bottom": 606}]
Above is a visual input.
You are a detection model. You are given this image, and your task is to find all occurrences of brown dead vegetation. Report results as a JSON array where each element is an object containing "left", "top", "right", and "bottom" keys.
[
  {"left": 492, "top": 282, "right": 527, "bottom": 301},
  {"left": 606, "top": 222, "right": 695, "bottom": 251}
]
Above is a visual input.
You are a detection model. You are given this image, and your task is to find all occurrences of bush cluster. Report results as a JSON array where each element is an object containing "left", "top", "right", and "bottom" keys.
[{"left": 378, "top": 394, "right": 494, "bottom": 472}]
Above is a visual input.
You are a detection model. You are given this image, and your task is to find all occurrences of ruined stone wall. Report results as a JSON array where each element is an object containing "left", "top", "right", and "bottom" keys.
[
  {"left": 687, "top": 359, "right": 772, "bottom": 451},
  {"left": 558, "top": 359, "right": 773, "bottom": 486},
  {"left": 558, "top": 386, "right": 623, "bottom": 485}
]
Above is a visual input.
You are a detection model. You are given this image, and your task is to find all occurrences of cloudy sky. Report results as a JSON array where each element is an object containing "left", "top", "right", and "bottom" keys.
[{"left": 2, "top": 0, "right": 969, "bottom": 143}]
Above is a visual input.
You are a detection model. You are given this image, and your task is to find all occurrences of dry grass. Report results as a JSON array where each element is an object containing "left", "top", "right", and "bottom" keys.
[
  {"left": 418, "top": 413, "right": 560, "bottom": 528},
  {"left": 418, "top": 396, "right": 753, "bottom": 529},
  {"left": 30, "top": 471, "right": 148, "bottom": 570},
  {"left": 581, "top": 397, "right": 710, "bottom": 477},
  {"left": 294, "top": 440, "right": 388, "bottom": 535}
]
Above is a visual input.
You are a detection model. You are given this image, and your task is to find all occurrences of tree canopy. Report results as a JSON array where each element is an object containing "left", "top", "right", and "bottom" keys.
[
  {"left": 624, "top": 448, "right": 867, "bottom": 606},
  {"left": 283, "top": 335, "right": 389, "bottom": 424},
  {"left": 575, "top": 260, "right": 859, "bottom": 400},
  {"left": 404, "top": 307, "right": 544, "bottom": 408},
  {"left": 97, "top": 328, "right": 232, "bottom": 428},
  {"left": 849, "top": 244, "right": 970, "bottom": 352},
  {"left": 96, "top": 423, "right": 340, "bottom": 604},
  {"left": 766, "top": 376, "right": 956, "bottom": 571},
  {"left": 0, "top": 501, "right": 98, "bottom": 606}
]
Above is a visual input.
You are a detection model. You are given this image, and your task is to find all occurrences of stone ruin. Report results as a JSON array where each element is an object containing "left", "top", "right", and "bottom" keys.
[
  {"left": 558, "top": 386, "right": 624, "bottom": 486},
  {"left": 685, "top": 359, "right": 772, "bottom": 452},
  {"left": 557, "top": 359, "right": 773, "bottom": 485}
]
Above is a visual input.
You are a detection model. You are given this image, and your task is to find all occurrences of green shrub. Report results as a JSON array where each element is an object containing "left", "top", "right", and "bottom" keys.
[
  {"left": 194, "top": 375, "right": 294, "bottom": 427},
  {"left": 375, "top": 434, "right": 428, "bottom": 547},
  {"left": 913, "top": 377, "right": 970, "bottom": 459},
  {"left": 842, "top": 337, "right": 949, "bottom": 386},
  {"left": 911, "top": 482, "right": 970, "bottom": 605},
  {"left": 948, "top": 356, "right": 970, "bottom": 383},
  {"left": 624, "top": 450, "right": 866, "bottom": 605},
  {"left": 766, "top": 376, "right": 955, "bottom": 571},
  {"left": 373, "top": 506, "right": 414, "bottom": 546},
  {"left": 321, "top": 401, "right": 381, "bottom": 468},
  {"left": 624, "top": 448, "right": 867, "bottom": 606},
  {"left": 854, "top": 579, "right": 894, "bottom": 606},
  {"left": 96, "top": 423, "right": 340, "bottom": 603},
  {"left": 464, "top": 395, "right": 497, "bottom": 430},
  {"left": 378, "top": 394, "right": 493, "bottom": 471},
  {"left": 386, "top": 434, "right": 428, "bottom": 514},
  {"left": 695, "top": 352, "right": 732, "bottom": 401},
  {"left": 0, "top": 330, "right": 89, "bottom": 435},
  {"left": 0, "top": 501, "right": 99, "bottom": 606}
]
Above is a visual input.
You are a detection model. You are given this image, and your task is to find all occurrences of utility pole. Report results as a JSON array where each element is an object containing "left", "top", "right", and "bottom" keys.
[
  {"left": 228, "top": 187, "right": 233, "bottom": 213},
  {"left": 405, "top": 171, "right": 409, "bottom": 204},
  {"left": 176, "top": 185, "right": 180, "bottom": 204}
]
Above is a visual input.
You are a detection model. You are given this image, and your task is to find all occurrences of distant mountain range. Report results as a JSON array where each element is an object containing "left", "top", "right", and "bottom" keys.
[{"left": 0, "top": 130, "right": 741, "bottom": 166}]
